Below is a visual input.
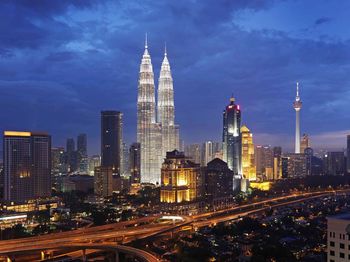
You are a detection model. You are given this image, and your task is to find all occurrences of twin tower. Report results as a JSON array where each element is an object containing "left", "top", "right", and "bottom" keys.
[{"left": 137, "top": 36, "right": 180, "bottom": 184}]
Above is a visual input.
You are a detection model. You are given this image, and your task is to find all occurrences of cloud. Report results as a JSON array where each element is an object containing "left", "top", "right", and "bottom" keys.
[{"left": 314, "top": 17, "right": 332, "bottom": 26}]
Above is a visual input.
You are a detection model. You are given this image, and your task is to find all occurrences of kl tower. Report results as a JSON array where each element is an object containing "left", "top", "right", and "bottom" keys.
[{"left": 293, "top": 82, "right": 302, "bottom": 153}]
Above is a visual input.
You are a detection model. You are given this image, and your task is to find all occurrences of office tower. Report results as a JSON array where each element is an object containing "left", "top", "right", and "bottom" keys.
[
  {"left": 66, "top": 138, "right": 77, "bottom": 172},
  {"left": 77, "top": 133, "right": 88, "bottom": 173},
  {"left": 101, "top": 111, "right": 123, "bottom": 173},
  {"left": 282, "top": 153, "right": 307, "bottom": 178},
  {"left": 4, "top": 131, "right": 51, "bottom": 202},
  {"left": 160, "top": 150, "right": 201, "bottom": 203},
  {"left": 293, "top": 82, "right": 302, "bottom": 153},
  {"left": 223, "top": 96, "right": 242, "bottom": 177},
  {"left": 255, "top": 145, "right": 274, "bottom": 180},
  {"left": 300, "top": 133, "right": 310, "bottom": 153},
  {"left": 241, "top": 125, "right": 256, "bottom": 181},
  {"left": 185, "top": 144, "right": 201, "bottom": 164},
  {"left": 201, "top": 141, "right": 214, "bottom": 166},
  {"left": 129, "top": 143, "right": 141, "bottom": 183},
  {"left": 121, "top": 143, "right": 130, "bottom": 176},
  {"left": 137, "top": 36, "right": 162, "bottom": 184},
  {"left": 327, "top": 214, "right": 350, "bottom": 262},
  {"left": 51, "top": 147, "right": 66, "bottom": 175},
  {"left": 347, "top": 135, "right": 350, "bottom": 174},
  {"left": 157, "top": 45, "right": 180, "bottom": 159},
  {"left": 324, "top": 152, "right": 345, "bottom": 176},
  {"left": 94, "top": 166, "right": 114, "bottom": 197},
  {"left": 273, "top": 146, "right": 282, "bottom": 180},
  {"left": 204, "top": 158, "right": 234, "bottom": 202},
  {"left": 88, "top": 155, "right": 101, "bottom": 176}
]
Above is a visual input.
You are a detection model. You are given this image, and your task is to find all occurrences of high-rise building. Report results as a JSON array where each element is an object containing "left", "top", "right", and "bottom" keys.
[
  {"left": 241, "top": 125, "right": 256, "bottom": 181},
  {"left": 101, "top": 111, "right": 123, "bottom": 174},
  {"left": 293, "top": 82, "right": 302, "bottom": 153},
  {"left": 324, "top": 152, "right": 345, "bottom": 176},
  {"left": 204, "top": 158, "right": 234, "bottom": 202},
  {"left": 255, "top": 145, "right": 274, "bottom": 181},
  {"left": 121, "top": 142, "right": 130, "bottom": 177},
  {"left": 88, "top": 155, "right": 101, "bottom": 176},
  {"left": 273, "top": 146, "right": 282, "bottom": 180},
  {"left": 300, "top": 133, "right": 310, "bottom": 153},
  {"left": 347, "top": 135, "right": 350, "bottom": 174},
  {"left": 201, "top": 141, "right": 214, "bottom": 166},
  {"left": 66, "top": 138, "right": 77, "bottom": 172},
  {"left": 223, "top": 96, "right": 242, "bottom": 177},
  {"left": 282, "top": 153, "right": 307, "bottom": 178},
  {"left": 185, "top": 144, "right": 201, "bottom": 165},
  {"left": 160, "top": 150, "right": 201, "bottom": 203},
  {"left": 129, "top": 143, "right": 141, "bottom": 184},
  {"left": 327, "top": 214, "right": 350, "bottom": 262},
  {"left": 157, "top": 46, "right": 180, "bottom": 159},
  {"left": 3, "top": 131, "right": 51, "bottom": 202},
  {"left": 51, "top": 147, "right": 66, "bottom": 175},
  {"left": 77, "top": 133, "right": 88, "bottom": 173},
  {"left": 94, "top": 166, "right": 114, "bottom": 197},
  {"left": 137, "top": 36, "right": 162, "bottom": 184}
]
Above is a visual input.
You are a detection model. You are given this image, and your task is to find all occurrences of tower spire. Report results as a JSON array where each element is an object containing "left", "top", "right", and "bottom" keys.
[
  {"left": 145, "top": 33, "right": 148, "bottom": 49},
  {"left": 164, "top": 42, "right": 167, "bottom": 56}
]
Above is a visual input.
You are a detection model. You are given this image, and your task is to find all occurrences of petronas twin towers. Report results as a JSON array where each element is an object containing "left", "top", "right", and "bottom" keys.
[{"left": 137, "top": 36, "right": 179, "bottom": 184}]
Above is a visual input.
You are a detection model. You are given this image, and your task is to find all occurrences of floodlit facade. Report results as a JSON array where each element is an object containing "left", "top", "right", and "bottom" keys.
[
  {"left": 327, "top": 214, "right": 350, "bottom": 262},
  {"left": 241, "top": 125, "right": 256, "bottom": 181},
  {"left": 3, "top": 131, "right": 51, "bottom": 202},
  {"left": 293, "top": 82, "right": 302, "bottom": 153},
  {"left": 300, "top": 133, "right": 310, "bottom": 154},
  {"left": 137, "top": 36, "right": 162, "bottom": 184},
  {"left": 157, "top": 46, "right": 180, "bottom": 159},
  {"left": 223, "top": 96, "right": 242, "bottom": 177},
  {"left": 160, "top": 150, "right": 201, "bottom": 203}
]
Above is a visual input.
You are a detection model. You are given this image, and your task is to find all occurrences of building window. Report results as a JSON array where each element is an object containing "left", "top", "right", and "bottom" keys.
[
  {"left": 340, "top": 252, "right": 345, "bottom": 258},
  {"left": 330, "top": 241, "right": 335, "bottom": 247},
  {"left": 340, "top": 243, "right": 345, "bottom": 249},
  {"left": 330, "top": 250, "right": 335, "bottom": 256}
]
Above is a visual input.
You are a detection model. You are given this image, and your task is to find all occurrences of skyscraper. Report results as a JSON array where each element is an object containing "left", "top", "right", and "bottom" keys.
[
  {"left": 137, "top": 36, "right": 162, "bottom": 184},
  {"left": 66, "top": 138, "right": 76, "bottom": 172},
  {"left": 3, "top": 131, "right": 51, "bottom": 202},
  {"left": 241, "top": 125, "right": 256, "bottom": 181},
  {"left": 223, "top": 96, "right": 242, "bottom": 177},
  {"left": 255, "top": 145, "right": 274, "bottom": 180},
  {"left": 77, "top": 133, "right": 88, "bottom": 173},
  {"left": 129, "top": 143, "right": 141, "bottom": 183},
  {"left": 300, "top": 133, "right": 310, "bottom": 154},
  {"left": 293, "top": 82, "right": 302, "bottom": 153},
  {"left": 347, "top": 135, "right": 350, "bottom": 174},
  {"left": 185, "top": 143, "right": 201, "bottom": 164},
  {"left": 101, "top": 111, "right": 123, "bottom": 173},
  {"left": 157, "top": 45, "right": 180, "bottom": 159},
  {"left": 201, "top": 141, "right": 214, "bottom": 166}
]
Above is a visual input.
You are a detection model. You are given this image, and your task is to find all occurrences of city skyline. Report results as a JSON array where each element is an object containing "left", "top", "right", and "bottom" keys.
[{"left": 1, "top": 1, "right": 350, "bottom": 154}]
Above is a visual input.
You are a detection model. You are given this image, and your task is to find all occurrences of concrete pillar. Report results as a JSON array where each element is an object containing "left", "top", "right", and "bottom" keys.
[{"left": 41, "top": 251, "right": 45, "bottom": 260}]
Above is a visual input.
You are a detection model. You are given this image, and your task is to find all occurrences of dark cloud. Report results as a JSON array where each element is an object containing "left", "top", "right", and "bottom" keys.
[
  {"left": 0, "top": 0, "right": 349, "bottom": 153},
  {"left": 314, "top": 17, "right": 332, "bottom": 26}
]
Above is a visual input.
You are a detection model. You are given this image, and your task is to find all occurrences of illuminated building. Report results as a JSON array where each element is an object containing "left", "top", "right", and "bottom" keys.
[
  {"left": 324, "top": 152, "right": 345, "bottom": 176},
  {"left": 204, "top": 158, "right": 234, "bottom": 202},
  {"left": 223, "top": 96, "right": 242, "bottom": 177},
  {"left": 293, "top": 82, "right": 302, "bottom": 153},
  {"left": 77, "top": 133, "right": 88, "bottom": 173},
  {"left": 185, "top": 143, "right": 201, "bottom": 164},
  {"left": 202, "top": 141, "right": 214, "bottom": 166},
  {"left": 121, "top": 142, "right": 130, "bottom": 176},
  {"left": 94, "top": 166, "right": 114, "bottom": 197},
  {"left": 327, "top": 214, "right": 350, "bottom": 262},
  {"left": 51, "top": 147, "right": 66, "bottom": 175},
  {"left": 160, "top": 150, "right": 201, "bottom": 203},
  {"left": 250, "top": 181, "right": 272, "bottom": 191},
  {"left": 129, "top": 142, "right": 141, "bottom": 183},
  {"left": 137, "top": 36, "right": 162, "bottom": 184},
  {"left": 255, "top": 145, "right": 274, "bottom": 181},
  {"left": 241, "top": 125, "right": 256, "bottom": 181},
  {"left": 157, "top": 45, "right": 180, "bottom": 160},
  {"left": 101, "top": 111, "right": 123, "bottom": 174},
  {"left": 300, "top": 133, "right": 310, "bottom": 153},
  {"left": 88, "top": 155, "right": 101, "bottom": 176},
  {"left": 273, "top": 146, "right": 282, "bottom": 180},
  {"left": 282, "top": 153, "right": 307, "bottom": 178},
  {"left": 347, "top": 135, "right": 350, "bottom": 174},
  {"left": 3, "top": 131, "right": 51, "bottom": 202},
  {"left": 66, "top": 138, "right": 77, "bottom": 172}
]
